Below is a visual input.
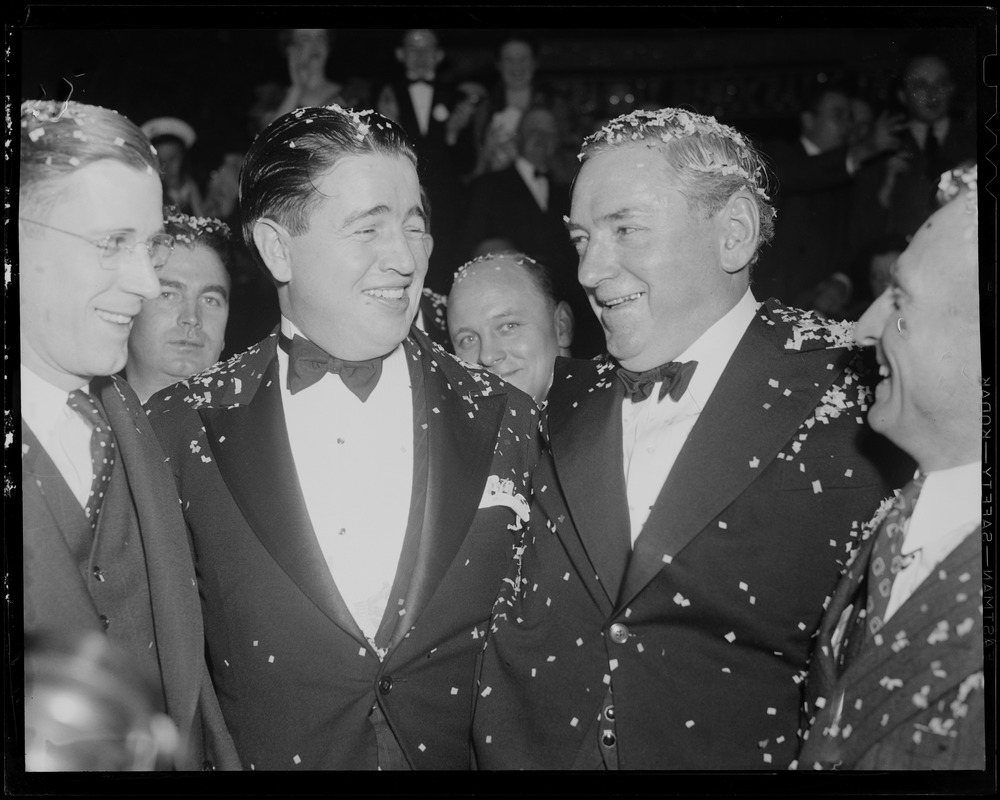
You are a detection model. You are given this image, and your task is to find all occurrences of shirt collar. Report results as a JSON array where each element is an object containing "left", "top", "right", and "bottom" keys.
[
  {"left": 671, "top": 289, "right": 758, "bottom": 410},
  {"left": 902, "top": 461, "right": 982, "bottom": 558},
  {"left": 20, "top": 364, "right": 90, "bottom": 437},
  {"left": 515, "top": 156, "right": 542, "bottom": 183}
]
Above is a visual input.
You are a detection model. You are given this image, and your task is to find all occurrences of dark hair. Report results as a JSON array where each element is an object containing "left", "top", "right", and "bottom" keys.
[
  {"left": 20, "top": 100, "right": 159, "bottom": 216},
  {"left": 496, "top": 32, "right": 539, "bottom": 59},
  {"left": 801, "top": 78, "right": 852, "bottom": 116},
  {"left": 163, "top": 209, "right": 234, "bottom": 276},
  {"left": 239, "top": 105, "right": 418, "bottom": 272},
  {"left": 277, "top": 28, "right": 335, "bottom": 51}
]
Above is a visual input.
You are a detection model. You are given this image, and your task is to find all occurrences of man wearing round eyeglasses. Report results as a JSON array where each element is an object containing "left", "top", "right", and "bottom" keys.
[{"left": 18, "top": 100, "right": 238, "bottom": 771}]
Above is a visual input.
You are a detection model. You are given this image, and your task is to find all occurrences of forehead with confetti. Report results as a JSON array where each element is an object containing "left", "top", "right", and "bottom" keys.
[
  {"left": 239, "top": 104, "right": 418, "bottom": 265},
  {"left": 579, "top": 107, "right": 777, "bottom": 262},
  {"left": 20, "top": 100, "right": 160, "bottom": 210},
  {"left": 450, "top": 251, "right": 559, "bottom": 309}
]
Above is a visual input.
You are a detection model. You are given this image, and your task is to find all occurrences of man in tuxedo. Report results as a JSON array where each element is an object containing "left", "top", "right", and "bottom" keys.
[
  {"left": 144, "top": 105, "right": 539, "bottom": 770},
  {"left": 754, "top": 82, "right": 902, "bottom": 312},
  {"left": 463, "top": 108, "right": 603, "bottom": 357},
  {"left": 18, "top": 100, "right": 238, "bottom": 770},
  {"left": 376, "top": 28, "right": 477, "bottom": 293},
  {"left": 797, "top": 164, "right": 983, "bottom": 770},
  {"left": 473, "top": 108, "right": 900, "bottom": 770},
  {"left": 447, "top": 252, "right": 574, "bottom": 404}
]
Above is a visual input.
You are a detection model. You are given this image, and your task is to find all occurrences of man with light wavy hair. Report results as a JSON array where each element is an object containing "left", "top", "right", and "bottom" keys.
[
  {"left": 473, "top": 108, "right": 900, "bottom": 769},
  {"left": 797, "top": 164, "right": 984, "bottom": 770}
]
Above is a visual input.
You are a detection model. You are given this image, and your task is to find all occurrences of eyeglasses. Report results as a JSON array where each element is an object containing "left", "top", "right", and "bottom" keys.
[{"left": 19, "top": 218, "right": 176, "bottom": 269}]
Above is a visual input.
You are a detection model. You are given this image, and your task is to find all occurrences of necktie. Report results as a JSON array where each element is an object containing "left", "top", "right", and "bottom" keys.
[
  {"left": 864, "top": 472, "right": 925, "bottom": 637},
  {"left": 66, "top": 389, "right": 115, "bottom": 530},
  {"left": 280, "top": 333, "right": 386, "bottom": 402},
  {"left": 923, "top": 126, "right": 941, "bottom": 181},
  {"left": 617, "top": 360, "right": 698, "bottom": 404}
]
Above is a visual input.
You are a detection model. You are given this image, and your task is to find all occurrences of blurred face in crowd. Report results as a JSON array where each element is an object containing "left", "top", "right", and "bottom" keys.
[
  {"left": 127, "top": 242, "right": 230, "bottom": 398},
  {"left": 287, "top": 28, "right": 329, "bottom": 75},
  {"left": 849, "top": 97, "right": 874, "bottom": 146},
  {"left": 518, "top": 108, "right": 558, "bottom": 171},
  {"left": 396, "top": 29, "right": 443, "bottom": 79},
  {"left": 448, "top": 256, "right": 573, "bottom": 403},
  {"left": 899, "top": 55, "right": 955, "bottom": 124},
  {"left": 257, "top": 153, "right": 431, "bottom": 360},
  {"left": 801, "top": 90, "right": 852, "bottom": 152},
  {"left": 868, "top": 249, "right": 902, "bottom": 299},
  {"left": 498, "top": 40, "right": 536, "bottom": 91},
  {"left": 855, "top": 193, "right": 980, "bottom": 471},
  {"left": 19, "top": 160, "right": 163, "bottom": 390},
  {"left": 568, "top": 142, "right": 753, "bottom": 371}
]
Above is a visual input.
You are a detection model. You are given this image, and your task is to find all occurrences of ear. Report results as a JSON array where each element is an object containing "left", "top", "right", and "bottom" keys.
[
  {"left": 718, "top": 192, "right": 759, "bottom": 275},
  {"left": 554, "top": 301, "right": 574, "bottom": 354},
  {"left": 395, "top": 47, "right": 405, "bottom": 64},
  {"left": 252, "top": 218, "right": 293, "bottom": 284},
  {"left": 433, "top": 49, "right": 444, "bottom": 66},
  {"left": 423, "top": 233, "right": 435, "bottom": 260}
]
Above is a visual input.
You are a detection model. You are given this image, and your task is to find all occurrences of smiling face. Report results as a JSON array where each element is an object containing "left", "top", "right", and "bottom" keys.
[
  {"left": 19, "top": 160, "right": 164, "bottom": 391},
  {"left": 801, "top": 90, "right": 852, "bottom": 153},
  {"left": 498, "top": 40, "right": 536, "bottom": 91},
  {"left": 126, "top": 242, "right": 230, "bottom": 400},
  {"left": 265, "top": 153, "right": 430, "bottom": 360},
  {"left": 568, "top": 142, "right": 746, "bottom": 371},
  {"left": 855, "top": 194, "right": 980, "bottom": 471},
  {"left": 448, "top": 256, "right": 572, "bottom": 403},
  {"left": 899, "top": 55, "right": 954, "bottom": 125}
]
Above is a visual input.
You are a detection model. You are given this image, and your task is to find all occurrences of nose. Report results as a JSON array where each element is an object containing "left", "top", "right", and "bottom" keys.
[
  {"left": 854, "top": 289, "right": 891, "bottom": 347},
  {"left": 577, "top": 235, "right": 615, "bottom": 291},
  {"left": 118, "top": 248, "right": 161, "bottom": 301},
  {"left": 380, "top": 228, "right": 424, "bottom": 278},
  {"left": 478, "top": 334, "right": 507, "bottom": 369},
  {"left": 178, "top": 296, "right": 202, "bottom": 329}
]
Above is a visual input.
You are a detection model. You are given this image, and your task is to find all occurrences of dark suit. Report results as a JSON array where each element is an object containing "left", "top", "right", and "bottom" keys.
[
  {"left": 378, "top": 78, "right": 475, "bottom": 293},
  {"left": 474, "top": 299, "right": 895, "bottom": 770},
  {"left": 753, "top": 140, "right": 854, "bottom": 306},
  {"left": 145, "top": 327, "right": 539, "bottom": 770},
  {"left": 462, "top": 165, "right": 604, "bottom": 358},
  {"left": 22, "top": 374, "right": 238, "bottom": 770},
  {"left": 798, "top": 524, "right": 984, "bottom": 770}
]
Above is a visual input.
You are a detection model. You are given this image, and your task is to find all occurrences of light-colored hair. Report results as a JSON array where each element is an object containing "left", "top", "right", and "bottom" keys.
[{"left": 578, "top": 108, "right": 776, "bottom": 265}]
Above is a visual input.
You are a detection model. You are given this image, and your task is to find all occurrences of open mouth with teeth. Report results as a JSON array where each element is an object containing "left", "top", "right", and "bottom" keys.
[
  {"left": 601, "top": 291, "right": 645, "bottom": 309},
  {"left": 363, "top": 287, "right": 409, "bottom": 302},
  {"left": 96, "top": 309, "right": 134, "bottom": 326}
]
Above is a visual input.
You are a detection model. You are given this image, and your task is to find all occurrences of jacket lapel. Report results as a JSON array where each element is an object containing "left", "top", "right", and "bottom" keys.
[
  {"left": 546, "top": 357, "right": 631, "bottom": 607},
  {"left": 395, "top": 333, "right": 509, "bottom": 640},
  {"left": 95, "top": 376, "right": 205, "bottom": 730},
  {"left": 197, "top": 352, "right": 363, "bottom": 641},
  {"left": 620, "top": 308, "right": 852, "bottom": 609}
]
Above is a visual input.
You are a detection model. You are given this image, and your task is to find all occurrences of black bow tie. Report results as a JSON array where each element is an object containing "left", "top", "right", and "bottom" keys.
[
  {"left": 407, "top": 75, "right": 434, "bottom": 86},
  {"left": 279, "top": 333, "right": 386, "bottom": 402},
  {"left": 617, "top": 360, "right": 698, "bottom": 404}
]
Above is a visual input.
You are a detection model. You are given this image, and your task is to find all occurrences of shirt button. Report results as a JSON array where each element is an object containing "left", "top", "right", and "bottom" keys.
[
  {"left": 337, "top": 438, "right": 345, "bottom": 445},
  {"left": 378, "top": 676, "right": 393, "bottom": 695},
  {"left": 604, "top": 705, "right": 615, "bottom": 721},
  {"left": 99, "top": 614, "right": 110, "bottom": 630},
  {"left": 601, "top": 730, "right": 617, "bottom": 748},
  {"left": 608, "top": 622, "right": 629, "bottom": 644},
  {"left": 92, "top": 566, "right": 105, "bottom": 582}
]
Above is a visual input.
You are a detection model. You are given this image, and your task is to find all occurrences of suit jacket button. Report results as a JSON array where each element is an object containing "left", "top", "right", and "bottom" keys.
[
  {"left": 601, "top": 730, "right": 617, "bottom": 747},
  {"left": 608, "top": 622, "right": 629, "bottom": 644},
  {"left": 604, "top": 705, "right": 615, "bottom": 721},
  {"left": 378, "top": 676, "right": 393, "bottom": 695},
  {"left": 99, "top": 614, "right": 110, "bottom": 630}
]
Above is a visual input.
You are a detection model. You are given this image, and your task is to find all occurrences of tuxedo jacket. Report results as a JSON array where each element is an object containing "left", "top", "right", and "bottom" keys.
[
  {"left": 473, "top": 300, "right": 896, "bottom": 770},
  {"left": 753, "top": 140, "right": 855, "bottom": 306},
  {"left": 798, "top": 523, "right": 984, "bottom": 770},
  {"left": 22, "top": 374, "right": 238, "bottom": 770},
  {"left": 144, "top": 327, "right": 539, "bottom": 770}
]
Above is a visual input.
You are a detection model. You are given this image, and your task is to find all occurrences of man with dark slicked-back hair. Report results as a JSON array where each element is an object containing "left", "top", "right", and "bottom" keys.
[{"left": 145, "top": 105, "right": 538, "bottom": 770}]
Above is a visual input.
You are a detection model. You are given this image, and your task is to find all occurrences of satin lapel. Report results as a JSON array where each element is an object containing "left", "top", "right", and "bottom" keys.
[
  {"left": 401, "top": 335, "right": 507, "bottom": 635},
  {"left": 547, "top": 358, "right": 631, "bottom": 606},
  {"left": 96, "top": 377, "right": 203, "bottom": 729},
  {"left": 621, "top": 314, "right": 850, "bottom": 608},
  {"left": 197, "top": 356, "right": 362, "bottom": 639}
]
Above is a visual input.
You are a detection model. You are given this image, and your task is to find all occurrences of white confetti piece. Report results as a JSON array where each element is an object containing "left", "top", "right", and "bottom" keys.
[
  {"left": 724, "top": 631, "right": 736, "bottom": 643},
  {"left": 739, "top": 581, "right": 748, "bottom": 591},
  {"left": 570, "top": 717, "right": 579, "bottom": 727},
  {"left": 685, "top": 720, "right": 695, "bottom": 728},
  {"left": 451, "top": 687, "right": 459, "bottom": 695},
  {"left": 293, "top": 755, "right": 301, "bottom": 764},
  {"left": 418, "top": 743, "right": 427, "bottom": 752},
  {"left": 718, "top": 520, "right": 727, "bottom": 529},
  {"left": 268, "top": 655, "right": 274, "bottom": 663},
  {"left": 481, "top": 686, "right": 492, "bottom": 697},
  {"left": 766, "top": 707, "right": 776, "bottom": 716},
  {"left": 812, "top": 480, "right": 823, "bottom": 494},
  {"left": 749, "top": 457, "right": 760, "bottom": 468},
  {"left": 768, "top": 378, "right": 779, "bottom": 388}
]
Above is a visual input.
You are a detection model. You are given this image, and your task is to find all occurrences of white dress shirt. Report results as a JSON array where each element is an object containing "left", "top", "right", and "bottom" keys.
[
  {"left": 885, "top": 461, "right": 981, "bottom": 621},
  {"left": 622, "top": 290, "right": 758, "bottom": 545},
  {"left": 277, "top": 318, "right": 414, "bottom": 647},
  {"left": 407, "top": 79, "right": 434, "bottom": 136},
  {"left": 908, "top": 117, "right": 951, "bottom": 151},
  {"left": 21, "top": 365, "right": 93, "bottom": 508},
  {"left": 515, "top": 156, "right": 549, "bottom": 212}
]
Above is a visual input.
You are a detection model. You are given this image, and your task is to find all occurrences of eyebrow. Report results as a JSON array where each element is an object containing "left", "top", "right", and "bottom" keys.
[
  {"left": 342, "top": 204, "right": 428, "bottom": 228},
  {"left": 159, "top": 278, "right": 230, "bottom": 300},
  {"left": 564, "top": 207, "right": 640, "bottom": 231}
]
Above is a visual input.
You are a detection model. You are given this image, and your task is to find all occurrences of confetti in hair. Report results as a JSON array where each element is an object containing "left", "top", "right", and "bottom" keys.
[
  {"left": 452, "top": 252, "right": 540, "bottom": 285},
  {"left": 165, "top": 209, "right": 231, "bottom": 246},
  {"left": 580, "top": 107, "right": 771, "bottom": 201},
  {"left": 937, "top": 163, "right": 978, "bottom": 222}
]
